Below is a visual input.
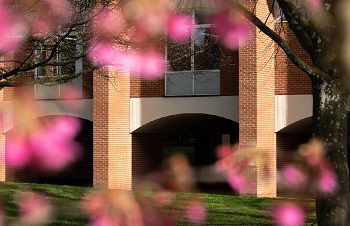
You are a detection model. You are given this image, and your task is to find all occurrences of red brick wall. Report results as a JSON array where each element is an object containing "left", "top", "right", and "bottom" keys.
[
  {"left": 93, "top": 67, "right": 132, "bottom": 189},
  {"left": 93, "top": 68, "right": 109, "bottom": 187},
  {"left": 239, "top": 0, "right": 276, "bottom": 197},
  {"left": 274, "top": 23, "right": 312, "bottom": 95},
  {"left": 221, "top": 49, "right": 239, "bottom": 96},
  {"left": 130, "top": 76, "right": 165, "bottom": 97}
]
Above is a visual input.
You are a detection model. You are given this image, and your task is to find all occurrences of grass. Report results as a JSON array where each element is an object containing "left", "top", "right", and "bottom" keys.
[{"left": 0, "top": 182, "right": 316, "bottom": 225}]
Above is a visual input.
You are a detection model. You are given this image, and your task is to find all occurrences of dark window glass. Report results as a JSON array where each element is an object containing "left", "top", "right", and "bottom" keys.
[
  {"left": 167, "top": 40, "right": 191, "bottom": 71},
  {"left": 194, "top": 27, "right": 220, "bottom": 70}
]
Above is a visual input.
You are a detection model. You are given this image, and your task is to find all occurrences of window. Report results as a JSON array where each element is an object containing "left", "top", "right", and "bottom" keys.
[
  {"left": 34, "top": 37, "right": 83, "bottom": 99},
  {"left": 166, "top": 10, "right": 220, "bottom": 96}
]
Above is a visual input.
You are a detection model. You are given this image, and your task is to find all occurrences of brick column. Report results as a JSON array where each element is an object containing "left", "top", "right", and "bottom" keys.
[
  {"left": 93, "top": 67, "right": 132, "bottom": 189},
  {"left": 239, "top": 0, "right": 276, "bottom": 197}
]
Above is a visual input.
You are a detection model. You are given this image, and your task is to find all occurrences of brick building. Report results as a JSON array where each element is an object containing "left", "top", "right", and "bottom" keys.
[{"left": 0, "top": 1, "right": 322, "bottom": 197}]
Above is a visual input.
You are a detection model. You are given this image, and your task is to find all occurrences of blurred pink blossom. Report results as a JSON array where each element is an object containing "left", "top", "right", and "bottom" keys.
[
  {"left": 6, "top": 116, "right": 81, "bottom": 172},
  {"left": 88, "top": 42, "right": 166, "bottom": 78},
  {"left": 211, "top": 11, "right": 250, "bottom": 49},
  {"left": 186, "top": 200, "right": 207, "bottom": 225},
  {"left": 273, "top": 203, "right": 305, "bottom": 226},
  {"left": 281, "top": 164, "right": 306, "bottom": 187},
  {"left": 93, "top": 8, "right": 126, "bottom": 38},
  {"left": 318, "top": 168, "right": 337, "bottom": 194},
  {"left": 88, "top": 41, "right": 120, "bottom": 66},
  {"left": 167, "top": 14, "right": 192, "bottom": 42},
  {"left": 91, "top": 216, "right": 114, "bottom": 226},
  {"left": 0, "top": 4, "right": 27, "bottom": 53},
  {"left": 216, "top": 145, "right": 233, "bottom": 159},
  {"left": 305, "top": 0, "right": 323, "bottom": 9},
  {"left": 29, "top": 0, "right": 73, "bottom": 36},
  {"left": 228, "top": 172, "right": 246, "bottom": 192},
  {"left": 5, "top": 138, "right": 31, "bottom": 168},
  {"left": 132, "top": 51, "right": 166, "bottom": 78},
  {"left": 153, "top": 190, "right": 173, "bottom": 206},
  {"left": 18, "top": 192, "right": 53, "bottom": 225}
]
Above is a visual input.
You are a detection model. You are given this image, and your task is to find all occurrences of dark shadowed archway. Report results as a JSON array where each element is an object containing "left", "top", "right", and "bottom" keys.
[{"left": 132, "top": 113, "right": 238, "bottom": 193}]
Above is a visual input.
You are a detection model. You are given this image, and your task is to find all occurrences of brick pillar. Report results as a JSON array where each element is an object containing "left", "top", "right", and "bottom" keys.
[
  {"left": 93, "top": 67, "right": 132, "bottom": 189},
  {"left": 239, "top": 0, "right": 276, "bottom": 197}
]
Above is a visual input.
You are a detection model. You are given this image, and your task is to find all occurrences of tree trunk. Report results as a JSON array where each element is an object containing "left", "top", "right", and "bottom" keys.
[{"left": 313, "top": 79, "right": 350, "bottom": 226}]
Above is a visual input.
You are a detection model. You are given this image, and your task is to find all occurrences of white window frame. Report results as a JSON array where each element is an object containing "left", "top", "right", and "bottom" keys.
[
  {"left": 34, "top": 36, "right": 83, "bottom": 99},
  {"left": 165, "top": 10, "right": 220, "bottom": 96}
]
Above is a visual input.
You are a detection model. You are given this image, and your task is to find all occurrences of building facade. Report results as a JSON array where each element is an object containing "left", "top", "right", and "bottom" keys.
[{"left": 0, "top": 1, "right": 325, "bottom": 197}]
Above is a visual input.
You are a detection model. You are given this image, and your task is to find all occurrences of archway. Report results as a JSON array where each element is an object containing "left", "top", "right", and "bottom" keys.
[{"left": 132, "top": 113, "right": 238, "bottom": 193}]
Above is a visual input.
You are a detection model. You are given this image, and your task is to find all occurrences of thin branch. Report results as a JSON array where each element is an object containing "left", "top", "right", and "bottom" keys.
[{"left": 236, "top": 3, "right": 331, "bottom": 82}]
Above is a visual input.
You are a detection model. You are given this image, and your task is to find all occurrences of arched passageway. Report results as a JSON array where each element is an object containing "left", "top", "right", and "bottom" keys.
[{"left": 132, "top": 113, "right": 238, "bottom": 193}]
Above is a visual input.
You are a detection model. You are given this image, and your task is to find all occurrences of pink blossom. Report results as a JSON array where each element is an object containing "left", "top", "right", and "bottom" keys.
[
  {"left": 18, "top": 192, "right": 53, "bottom": 225},
  {"left": 29, "top": 0, "right": 72, "bottom": 36},
  {"left": 88, "top": 41, "right": 120, "bottom": 66},
  {"left": 6, "top": 116, "right": 81, "bottom": 172},
  {"left": 134, "top": 51, "right": 166, "bottom": 78},
  {"left": 216, "top": 145, "right": 233, "bottom": 159},
  {"left": 93, "top": 8, "right": 126, "bottom": 38},
  {"left": 5, "top": 138, "right": 31, "bottom": 168},
  {"left": 318, "top": 168, "right": 337, "bottom": 194},
  {"left": 186, "top": 200, "right": 207, "bottom": 224},
  {"left": 153, "top": 190, "right": 173, "bottom": 206},
  {"left": 0, "top": 5, "right": 26, "bottom": 53},
  {"left": 88, "top": 42, "right": 165, "bottom": 78},
  {"left": 29, "top": 117, "right": 81, "bottom": 172},
  {"left": 281, "top": 164, "right": 306, "bottom": 187},
  {"left": 91, "top": 215, "right": 114, "bottom": 226},
  {"left": 273, "top": 203, "right": 305, "bottom": 226},
  {"left": 305, "top": 0, "right": 323, "bottom": 9},
  {"left": 211, "top": 11, "right": 250, "bottom": 49},
  {"left": 167, "top": 14, "right": 192, "bottom": 42},
  {"left": 228, "top": 172, "right": 246, "bottom": 191}
]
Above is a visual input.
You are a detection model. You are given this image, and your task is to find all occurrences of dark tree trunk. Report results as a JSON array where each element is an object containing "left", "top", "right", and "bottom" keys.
[{"left": 313, "top": 79, "right": 350, "bottom": 225}]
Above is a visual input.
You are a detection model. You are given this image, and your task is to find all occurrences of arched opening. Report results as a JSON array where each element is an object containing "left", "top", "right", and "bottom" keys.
[
  {"left": 5, "top": 115, "right": 93, "bottom": 186},
  {"left": 132, "top": 113, "right": 238, "bottom": 193},
  {"left": 277, "top": 117, "right": 312, "bottom": 197}
]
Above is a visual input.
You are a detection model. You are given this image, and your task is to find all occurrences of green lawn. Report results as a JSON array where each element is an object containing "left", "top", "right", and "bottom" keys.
[{"left": 0, "top": 182, "right": 316, "bottom": 225}]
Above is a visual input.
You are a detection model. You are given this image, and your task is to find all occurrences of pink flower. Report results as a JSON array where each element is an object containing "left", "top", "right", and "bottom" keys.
[
  {"left": 318, "top": 168, "right": 337, "bottom": 194},
  {"left": 305, "top": 0, "right": 322, "bottom": 9},
  {"left": 186, "top": 200, "right": 207, "bottom": 224},
  {"left": 211, "top": 11, "right": 250, "bottom": 49},
  {"left": 273, "top": 203, "right": 305, "bottom": 226},
  {"left": 29, "top": 0, "right": 72, "bottom": 36},
  {"left": 135, "top": 51, "right": 166, "bottom": 78},
  {"left": 18, "top": 192, "right": 53, "bottom": 225},
  {"left": 216, "top": 145, "right": 233, "bottom": 159},
  {"left": 92, "top": 8, "right": 126, "bottom": 38},
  {"left": 5, "top": 138, "right": 31, "bottom": 168},
  {"left": 88, "top": 41, "right": 120, "bottom": 66},
  {"left": 281, "top": 164, "right": 306, "bottom": 187},
  {"left": 0, "top": 5, "right": 27, "bottom": 53},
  {"left": 228, "top": 172, "right": 246, "bottom": 192},
  {"left": 91, "top": 215, "right": 114, "bottom": 226},
  {"left": 6, "top": 116, "right": 81, "bottom": 172},
  {"left": 29, "top": 117, "right": 81, "bottom": 172},
  {"left": 167, "top": 14, "right": 192, "bottom": 42}
]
